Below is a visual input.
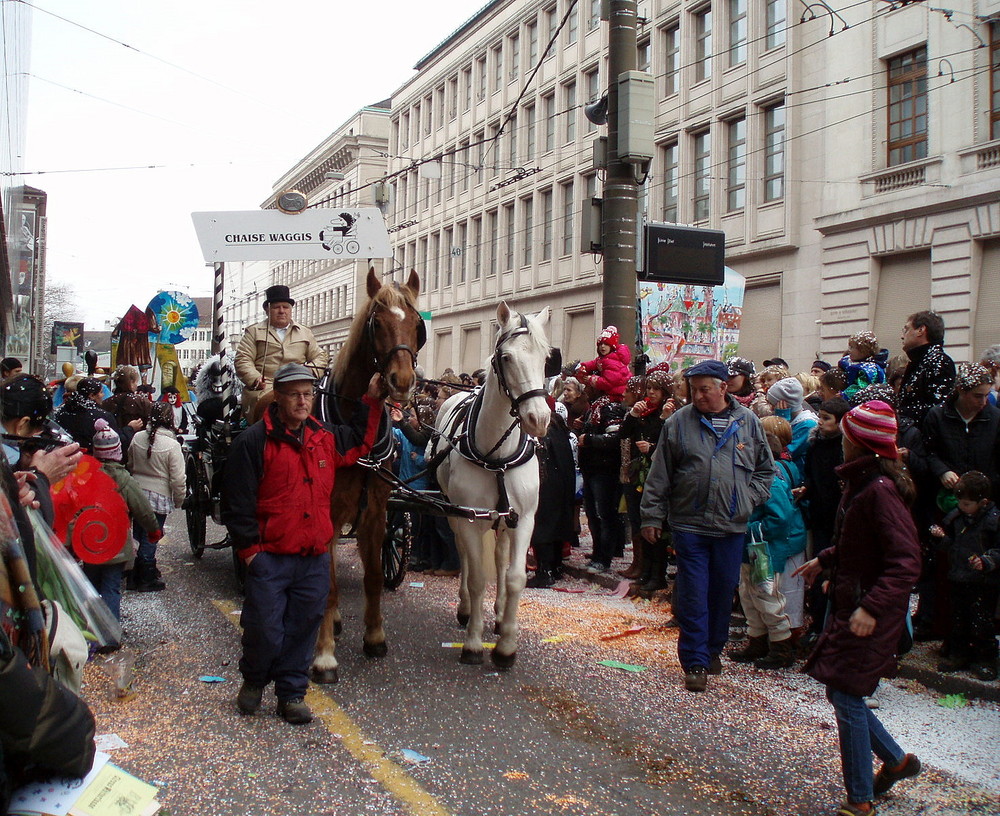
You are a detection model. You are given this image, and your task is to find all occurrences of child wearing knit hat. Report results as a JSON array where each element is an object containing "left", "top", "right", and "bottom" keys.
[
  {"left": 83, "top": 419, "right": 162, "bottom": 625},
  {"left": 838, "top": 330, "right": 889, "bottom": 403},
  {"left": 575, "top": 325, "right": 632, "bottom": 401}
]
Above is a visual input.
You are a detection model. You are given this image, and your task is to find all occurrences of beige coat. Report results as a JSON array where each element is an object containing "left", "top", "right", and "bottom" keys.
[
  {"left": 127, "top": 428, "right": 187, "bottom": 508},
  {"left": 234, "top": 319, "right": 328, "bottom": 419}
]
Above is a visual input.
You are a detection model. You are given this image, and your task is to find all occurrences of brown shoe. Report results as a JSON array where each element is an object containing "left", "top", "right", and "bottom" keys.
[
  {"left": 683, "top": 667, "right": 708, "bottom": 692},
  {"left": 236, "top": 682, "right": 263, "bottom": 715}
]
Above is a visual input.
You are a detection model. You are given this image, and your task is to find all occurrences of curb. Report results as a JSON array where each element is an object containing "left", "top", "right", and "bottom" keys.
[{"left": 559, "top": 560, "right": 1000, "bottom": 703}]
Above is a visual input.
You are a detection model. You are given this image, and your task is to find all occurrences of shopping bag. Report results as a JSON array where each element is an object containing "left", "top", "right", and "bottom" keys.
[{"left": 746, "top": 521, "right": 775, "bottom": 594}]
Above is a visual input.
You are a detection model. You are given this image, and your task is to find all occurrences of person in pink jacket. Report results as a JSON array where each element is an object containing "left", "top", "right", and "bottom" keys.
[{"left": 576, "top": 326, "right": 632, "bottom": 401}]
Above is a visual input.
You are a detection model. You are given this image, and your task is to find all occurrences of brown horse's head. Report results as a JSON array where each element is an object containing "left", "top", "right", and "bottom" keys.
[{"left": 335, "top": 268, "right": 423, "bottom": 402}]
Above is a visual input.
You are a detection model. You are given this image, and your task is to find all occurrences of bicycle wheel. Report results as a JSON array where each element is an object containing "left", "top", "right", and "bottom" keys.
[
  {"left": 184, "top": 454, "right": 208, "bottom": 558},
  {"left": 382, "top": 511, "right": 411, "bottom": 590}
]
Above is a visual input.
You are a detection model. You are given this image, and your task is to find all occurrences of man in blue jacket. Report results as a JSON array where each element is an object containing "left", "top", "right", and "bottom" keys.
[{"left": 640, "top": 360, "right": 774, "bottom": 691}]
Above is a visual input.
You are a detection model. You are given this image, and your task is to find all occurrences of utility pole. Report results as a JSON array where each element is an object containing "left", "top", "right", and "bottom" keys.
[{"left": 602, "top": 0, "right": 640, "bottom": 352}]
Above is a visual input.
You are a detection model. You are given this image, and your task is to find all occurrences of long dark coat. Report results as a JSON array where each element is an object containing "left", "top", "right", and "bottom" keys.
[
  {"left": 531, "top": 415, "right": 576, "bottom": 545},
  {"left": 804, "top": 455, "right": 921, "bottom": 697}
]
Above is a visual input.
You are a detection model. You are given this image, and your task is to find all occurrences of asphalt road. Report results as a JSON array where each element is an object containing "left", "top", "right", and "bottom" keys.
[{"left": 80, "top": 512, "right": 1000, "bottom": 816}]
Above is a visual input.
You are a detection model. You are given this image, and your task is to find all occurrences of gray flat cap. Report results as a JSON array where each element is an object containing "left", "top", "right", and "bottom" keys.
[{"left": 273, "top": 363, "right": 316, "bottom": 385}]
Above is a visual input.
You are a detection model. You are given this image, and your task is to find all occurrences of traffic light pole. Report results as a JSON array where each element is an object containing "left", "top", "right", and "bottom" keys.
[{"left": 602, "top": 0, "right": 640, "bottom": 353}]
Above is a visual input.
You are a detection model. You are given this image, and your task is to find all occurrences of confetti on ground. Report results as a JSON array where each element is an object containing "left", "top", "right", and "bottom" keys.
[
  {"left": 94, "top": 734, "right": 129, "bottom": 751},
  {"left": 599, "top": 625, "right": 646, "bottom": 641},
  {"left": 541, "top": 634, "right": 573, "bottom": 644},
  {"left": 937, "top": 693, "right": 969, "bottom": 709},
  {"left": 553, "top": 587, "right": 585, "bottom": 593},
  {"left": 597, "top": 660, "right": 647, "bottom": 673},
  {"left": 400, "top": 749, "right": 431, "bottom": 764},
  {"left": 503, "top": 770, "right": 529, "bottom": 780},
  {"left": 198, "top": 675, "right": 227, "bottom": 683},
  {"left": 609, "top": 579, "right": 632, "bottom": 598},
  {"left": 408, "top": 581, "right": 425, "bottom": 588},
  {"left": 441, "top": 642, "right": 496, "bottom": 649}
]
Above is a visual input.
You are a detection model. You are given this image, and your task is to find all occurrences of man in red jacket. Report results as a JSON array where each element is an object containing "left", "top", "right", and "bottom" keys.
[{"left": 222, "top": 363, "right": 384, "bottom": 724}]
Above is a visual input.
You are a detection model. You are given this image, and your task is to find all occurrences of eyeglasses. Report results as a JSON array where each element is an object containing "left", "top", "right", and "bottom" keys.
[{"left": 280, "top": 390, "right": 313, "bottom": 402}]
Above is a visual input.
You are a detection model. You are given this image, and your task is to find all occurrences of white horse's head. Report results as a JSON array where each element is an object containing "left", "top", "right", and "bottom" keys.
[{"left": 492, "top": 301, "right": 551, "bottom": 438}]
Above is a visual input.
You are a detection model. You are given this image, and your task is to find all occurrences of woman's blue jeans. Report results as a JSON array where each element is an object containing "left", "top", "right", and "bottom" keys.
[{"left": 826, "top": 686, "right": 905, "bottom": 802}]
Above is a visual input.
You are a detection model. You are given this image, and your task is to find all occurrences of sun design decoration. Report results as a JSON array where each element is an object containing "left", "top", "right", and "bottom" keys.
[{"left": 147, "top": 291, "right": 199, "bottom": 345}]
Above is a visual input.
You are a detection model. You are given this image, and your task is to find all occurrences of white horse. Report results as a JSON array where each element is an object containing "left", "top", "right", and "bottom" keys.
[{"left": 430, "top": 302, "right": 551, "bottom": 668}]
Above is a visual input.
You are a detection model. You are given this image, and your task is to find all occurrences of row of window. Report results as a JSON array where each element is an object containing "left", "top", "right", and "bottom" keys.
[
  {"left": 393, "top": 0, "right": 789, "bottom": 152},
  {"left": 395, "top": 174, "right": 605, "bottom": 293}
]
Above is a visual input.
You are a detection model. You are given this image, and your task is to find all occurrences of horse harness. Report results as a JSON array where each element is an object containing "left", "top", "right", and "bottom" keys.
[
  {"left": 427, "top": 314, "right": 547, "bottom": 529},
  {"left": 364, "top": 283, "right": 426, "bottom": 374}
]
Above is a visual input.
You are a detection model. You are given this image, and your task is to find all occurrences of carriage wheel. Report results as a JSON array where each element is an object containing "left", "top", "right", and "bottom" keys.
[
  {"left": 184, "top": 455, "right": 208, "bottom": 559},
  {"left": 232, "top": 546, "right": 246, "bottom": 595},
  {"left": 382, "top": 512, "right": 411, "bottom": 591}
]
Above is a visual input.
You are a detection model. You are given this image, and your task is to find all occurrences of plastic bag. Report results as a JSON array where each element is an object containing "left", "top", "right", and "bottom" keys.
[
  {"left": 746, "top": 522, "right": 775, "bottom": 595},
  {"left": 27, "top": 507, "right": 122, "bottom": 649}
]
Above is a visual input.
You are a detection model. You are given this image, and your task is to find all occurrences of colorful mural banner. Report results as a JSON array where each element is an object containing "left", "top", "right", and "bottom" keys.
[
  {"left": 638, "top": 267, "right": 746, "bottom": 371},
  {"left": 50, "top": 321, "right": 85, "bottom": 354}
]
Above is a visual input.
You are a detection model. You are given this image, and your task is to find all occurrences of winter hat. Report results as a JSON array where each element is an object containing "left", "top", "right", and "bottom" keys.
[
  {"left": 645, "top": 369, "right": 673, "bottom": 393},
  {"left": 841, "top": 400, "right": 898, "bottom": 459},
  {"left": 92, "top": 418, "right": 122, "bottom": 462},
  {"left": 598, "top": 326, "right": 620, "bottom": 349},
  {"left": 811, "top": 359, "right": 832, "bottom": 372},
  {"left": 684, "top": 359, "right": 730, "bottom": 381},
  {"left": 725, "top": 357, "right": 756, "bottom": 379},
  {"left": 766, "top": 377, "right": 804, "bottom": 412}
]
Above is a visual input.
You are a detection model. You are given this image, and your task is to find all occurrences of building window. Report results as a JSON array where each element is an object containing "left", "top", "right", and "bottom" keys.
[
  {"left": 695, "top": 8, "right": 713, "bottom": 83},
  {"left": 424, "top": 96, "right": 432, "bottom": 135},
  {"left": 729, "top": 0, "right": 747, "bottom": 66},
  {"left": 543, "top": 93, "right": 556, "bottom": 152},
  {"left": 567, "top": 5, "right": 579, "bottom": 45},
  {"left": 493, "top": 43, "right": 503, "bottom": 92},
  {"left": 504, "top": 204, "right": 516, "bottom": 270},
  {"left": 545, "top": 6, "right": 558, "bottom": 58},
  {"left": 419, "top": 238, "right": 429, "bottom": 289},
  {"left": 637, "top": 37, "right": 651, "bottom": 72},
  {"left": 471, "top": 216, "right": 482, "bottom": 280},
  {"left": 663, "top": 26, "right": 680, "bottom": 96},
  {"left": 477, "top": 56, "right": 487, "bottom": 100},
  {"left": 457, "top": 222, "right": 467, "bottom": 283},
  {"left": 525, "top": 104, "right": 536, "bottom": 160},
  {"left": 448, "top": 77, "right": 458, "bottom": 119},
  {"left": 662, "top": 142, "right": 679, "bottom": 222},
  {"left": 588, "top": 0, "right": 602, "bottom": 30},
  {"left": 766, "top": 0, "right": 786, "bottom": 49},
  {"left": 764, "top": 102, "right": 785, "bottom": 201},
  {"left": 564, "top": 81, "right": 577, "bottom": 142},
  {"left": 463, "top": 67, "right": 472, "bottom": 111},
  {"left": 528, "top": 21, "right": 539, "bottom": 67},
  {"left": 487, "top": 210, "right": 498, "bottom": 276},
  {"left": 541, "top": 189, "right": 553, "bottom": 261},
  {"left": 992, "top": 23, "right": 1000, "bottom": 139},
  {"left": 508, "top": 115, "right": 518, "bottom": 168},
  {"left": 509, "top": 33, "right": 520, "bottom": 82},
  {"left": 436, "top": 86, "right": 445, "bottom": 127},
  {"left": 443, "top": 228, "right": 453, "bottom": 287},
  {"left": 693, "top": 130, "right": 711, "bottom": 221},
  {"left": 585, "top": 69, "right": 600, "bottom": 133},
  {"left": 430, "top": 233, "right": 440, "bottom": 290},
  {"left": 727, "top": 117, "right": 746, "bottom": 211},
  {"left": 887, "top": 46, "right": 928, "bottom": 166},
  {"left": 523, "top": 197, "right": 534, "bottom": 266},
  {"left": 561, "top": 180, "right": 575, "bottom": 256}
]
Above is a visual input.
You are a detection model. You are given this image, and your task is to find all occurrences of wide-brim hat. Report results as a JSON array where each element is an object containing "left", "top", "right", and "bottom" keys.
[{"left": 263, "top": 285, "right": 295, "bottom": 308}]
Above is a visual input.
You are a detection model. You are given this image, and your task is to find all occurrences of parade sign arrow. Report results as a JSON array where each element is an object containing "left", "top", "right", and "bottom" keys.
[{"left": 191, "top": 207, "right": 392, "bottom": 261}]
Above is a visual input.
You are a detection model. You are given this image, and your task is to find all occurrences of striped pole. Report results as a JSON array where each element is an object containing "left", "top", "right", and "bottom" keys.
[{"left": 212, "top": 262, "right": 239, "bottom": 427}]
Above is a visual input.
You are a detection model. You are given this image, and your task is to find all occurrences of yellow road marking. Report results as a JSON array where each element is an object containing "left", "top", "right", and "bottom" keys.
[{"left": 213, "top": 599, "right": 451, "bottom": 816}]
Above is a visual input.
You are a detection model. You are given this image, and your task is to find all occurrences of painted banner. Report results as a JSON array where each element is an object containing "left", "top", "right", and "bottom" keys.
[
  {"left": 50, "top": 321, "right": 85, "bottom": 354},
  {"left": 637, "top": 267, "right": 746, "bottom": 371}
]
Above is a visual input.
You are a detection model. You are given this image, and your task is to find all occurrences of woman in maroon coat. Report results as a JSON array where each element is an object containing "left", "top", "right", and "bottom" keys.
[{"left": 795, "top": 401, "right": 922, "bottom": 816}]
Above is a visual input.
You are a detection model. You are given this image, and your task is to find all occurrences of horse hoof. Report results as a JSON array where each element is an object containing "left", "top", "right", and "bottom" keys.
[
  {"left": 460, "top": 648, "right": 484, "bottom": 665},
  {"left": 311, "top": 667, "right": 339, "bottom": 684},
  {"left": 491, "top": 649, "right": 517, "bottom": 669},
  {"left": 333, "top": 620, "right": 343, "bottom": 638},
  {"left": 363, "top": 640, "right": 388, "bottom": 659},
  {"left": 457, "top": 612, "right": 470, "bottom": 628}
]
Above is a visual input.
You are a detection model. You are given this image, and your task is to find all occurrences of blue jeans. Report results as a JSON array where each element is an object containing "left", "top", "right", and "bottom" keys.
[
  {"left": 582, "top": 471, "right": 624, "bottom": 567},
  {"left": 827, "top": 687, "right": 905, "bottom": 803},
  {"left": 240, "top": 550, "right": 331, "bottom": 700},
  {"left": 83, "top": 562, "right": 125, "bottom": 622},
  {"left": 133, "top": 512, "right": 167, "bottom": 564},
  {"left": 671, "top": 529, "right": 744, "bottom": 670}
]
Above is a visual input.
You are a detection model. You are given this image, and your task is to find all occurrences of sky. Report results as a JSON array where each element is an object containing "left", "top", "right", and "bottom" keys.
[{"left": 22, "top": 0, "right": 484, "bottom": 329}]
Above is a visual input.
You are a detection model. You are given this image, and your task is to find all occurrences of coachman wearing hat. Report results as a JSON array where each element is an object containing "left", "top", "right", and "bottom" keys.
[{"left": 234, "top": 285, "right": 329, "bottom": 421}]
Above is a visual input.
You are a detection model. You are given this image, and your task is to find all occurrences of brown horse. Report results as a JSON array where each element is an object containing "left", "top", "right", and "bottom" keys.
[{"left": 310, "top": 267, "right": 423, "bottom": 683}]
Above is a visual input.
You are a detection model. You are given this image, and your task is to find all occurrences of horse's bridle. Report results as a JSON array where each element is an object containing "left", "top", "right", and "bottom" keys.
[
  {"left": 364, "top": 287, "right": 426, "bottom": 375},
  {"left": 490, "top": 313, "right": 548, "bottom": 419}
]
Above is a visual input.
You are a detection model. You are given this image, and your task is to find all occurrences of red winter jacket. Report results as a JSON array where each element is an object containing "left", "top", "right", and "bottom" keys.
[
  {"left": 221, "top": 397, "right": 381, "bottom": 559},
  {"left": 578, "top": 344, "right": 631, "bottom": 399}
]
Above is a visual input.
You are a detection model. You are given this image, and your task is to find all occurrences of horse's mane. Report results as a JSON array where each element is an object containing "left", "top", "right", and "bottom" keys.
[{"left": 332, "top": 280, "right": 418, "bottom": 384}]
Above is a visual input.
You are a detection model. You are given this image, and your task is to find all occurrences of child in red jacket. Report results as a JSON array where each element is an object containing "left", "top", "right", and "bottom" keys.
[{"left": 576, "top": 326, "right": 631, "bottom": 401}]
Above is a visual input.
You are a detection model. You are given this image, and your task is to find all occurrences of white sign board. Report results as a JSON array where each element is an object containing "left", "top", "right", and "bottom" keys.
[{"left": 191, "top": 208, "right": 392, "bottom": 262}]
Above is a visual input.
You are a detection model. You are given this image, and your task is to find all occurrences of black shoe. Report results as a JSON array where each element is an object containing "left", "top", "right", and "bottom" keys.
[
  {"left": 970, "top": 662, "right": 998, "bottom": 681},
  {"left": 237, "top": 682, "right": 264, "bottom": 715},
  {"left": 277, "top": 696, "right": 313, "bottom": 724},
  {"left": 639, "top": 575, "right": 669, "bottom": 593},
  {"left": 708, "top": 654, "right": 722, "bottom": 675},
  {"left": 684, "top": 666, "right": 708, "bottom": 692},
  {"left": 526, "top": 570, "right": 555, "bottom": 589},
  {"left": 936, "top": 655, "right": 970, "bottom": 673}
]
